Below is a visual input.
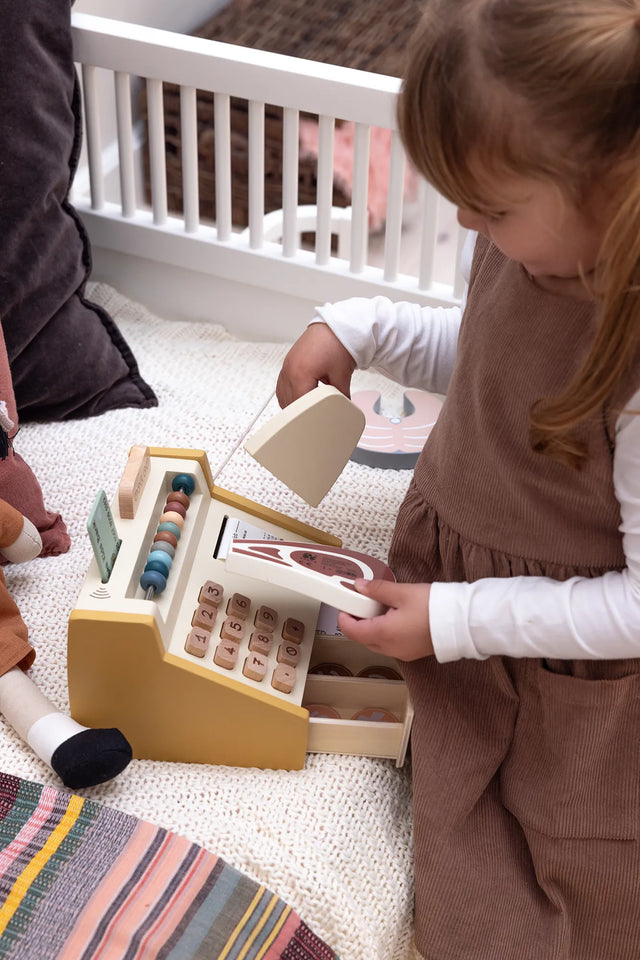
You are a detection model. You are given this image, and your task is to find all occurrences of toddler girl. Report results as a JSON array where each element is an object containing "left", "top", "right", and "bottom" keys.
[{"left": 277, "top": 1, "right": 640, "bottom": 956}]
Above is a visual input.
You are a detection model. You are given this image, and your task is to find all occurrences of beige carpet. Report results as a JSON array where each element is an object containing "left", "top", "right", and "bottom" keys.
[{"left": 4, "top": 283, "right": 418, "bottom": 960}]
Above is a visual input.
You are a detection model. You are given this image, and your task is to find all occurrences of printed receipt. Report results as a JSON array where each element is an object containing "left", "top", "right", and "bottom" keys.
[
  {"left": 218, "top": 517, "right": 343, "bottom": 634},
  {"left": 216, "top": 516, "right": 280, "bottom": 560}
]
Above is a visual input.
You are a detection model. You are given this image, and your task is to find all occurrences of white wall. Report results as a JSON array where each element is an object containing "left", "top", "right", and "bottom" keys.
[{"left": 74, "top": 0, "right": 229, "bottom": 35}]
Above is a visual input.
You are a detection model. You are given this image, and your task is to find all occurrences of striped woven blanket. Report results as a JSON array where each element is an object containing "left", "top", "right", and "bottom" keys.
[{"left": 0, "top": 774, "right": 338, "bottom": 959}]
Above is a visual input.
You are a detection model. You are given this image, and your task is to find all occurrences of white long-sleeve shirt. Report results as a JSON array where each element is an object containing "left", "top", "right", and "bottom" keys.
[{"left": 313, "top": 236, "right": 640, "bottom": 662}]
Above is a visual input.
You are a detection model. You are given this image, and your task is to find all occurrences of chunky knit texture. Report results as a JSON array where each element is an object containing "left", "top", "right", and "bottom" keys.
[{"left": 2, "top": 283, "right": 416, "bottom": 960}]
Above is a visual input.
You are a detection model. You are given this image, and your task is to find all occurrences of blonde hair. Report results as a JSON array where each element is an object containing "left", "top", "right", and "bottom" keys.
[{"left": 398, "top": 0, "right": 640, "bottom": 468}]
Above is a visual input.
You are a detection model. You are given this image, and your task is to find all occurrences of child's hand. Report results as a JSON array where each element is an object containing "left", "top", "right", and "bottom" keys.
[
  {"left": 276, "top": 323, "right": 356, "bottom": 407},
  {"left": 337, "top": 579, "right": 433, "bottom": 662}
]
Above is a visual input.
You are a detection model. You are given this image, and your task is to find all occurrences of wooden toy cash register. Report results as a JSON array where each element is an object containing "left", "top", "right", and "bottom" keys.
[{"left": 68, "top": 438, "right": 413, "bottom": 771}]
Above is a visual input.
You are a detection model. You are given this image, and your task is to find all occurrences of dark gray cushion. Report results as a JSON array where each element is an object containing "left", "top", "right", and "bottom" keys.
[{"left": 0, "top": 0, "right": 157, "bottom": 420}]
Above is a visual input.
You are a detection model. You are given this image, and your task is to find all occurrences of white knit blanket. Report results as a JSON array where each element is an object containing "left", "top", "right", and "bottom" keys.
[{"left": 4, "top": 284, "right": 418, "bottom": 960}]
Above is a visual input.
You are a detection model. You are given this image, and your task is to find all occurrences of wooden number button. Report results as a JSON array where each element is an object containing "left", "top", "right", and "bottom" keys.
[
  {"left": 220, "top": 617, "right": 245, "bottom": 643},
  {"left": 282, "top": 617, "right": 305, "bottom": 644},
  {"left": 243, "top": 652, "right": 268, "bottom": 682},
  {"left": 277, "top": 642, "right": 300, "bottom": 668},
  {"left": 199, "top": 581, "right": 224, "bottom": 606},
  {"left": 184, "top": 628, "right": 210, "bottom": 658},
  {"left": 227, "top": 592, "right": 251, "bottom": 619},
  {"left": 271, "top": 663, "right": 296, "bottom": 694},
  {"left": 191, "top": 603, "right": 217, "bottom": 631},
  {"left": 254, "top": 604, "right": 277, "bottom": 633},
  {"left": 214, "top": 640, "right": 239, "bottom": 670},
  {"left": 249, "top": 631, "right": 274, "bottom": 655}
]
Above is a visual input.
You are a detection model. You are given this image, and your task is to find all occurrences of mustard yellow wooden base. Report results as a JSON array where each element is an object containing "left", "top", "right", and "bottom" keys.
[{"left": 68, "top": 610, "right": 310, "bottom": 769}]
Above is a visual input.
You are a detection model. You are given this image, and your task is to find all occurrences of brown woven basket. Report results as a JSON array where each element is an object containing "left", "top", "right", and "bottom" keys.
[{"left": 141, "top": 0, "right": 424, "bottom": 228}]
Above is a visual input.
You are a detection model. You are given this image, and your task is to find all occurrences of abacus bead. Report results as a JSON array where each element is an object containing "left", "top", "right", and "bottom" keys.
[
  {"left": 167, "top": 490, "right": 190, "bottom": 510},
  {"left": 157, "top": 521, "right": 181, "bottom": 540},
  {"left": 152, "top": 540, "right": 176, "bottom": 559},
  {"left": 145, "top": 559, "right": 171, "bottom": 576},
  {"left": 147, "top": 550, "right": 173, "bottom": 571},
  {"left": 140, "top": 570, "right": 167, "bottom": 594},
  {"left": 154, "top": 530, "right": 178, "bottom": 548},
  {"left": 159, "top": 511, "right": 184, "bottom": 529},
  {"left": 164, "top": 500, "right": 187, "bottom": 519},
  {"left": 172, "top": 474, "right": 195, "bottom": 496}
]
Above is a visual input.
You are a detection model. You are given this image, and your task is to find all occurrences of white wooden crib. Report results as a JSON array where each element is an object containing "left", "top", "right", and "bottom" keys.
[{"left": 70, "top": 11, "right": 465, "bottom": 339}]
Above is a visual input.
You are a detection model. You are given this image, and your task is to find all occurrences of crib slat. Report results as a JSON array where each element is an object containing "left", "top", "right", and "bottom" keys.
[
  {"left": 81, "top": 64, "right": 105, "bottom": 211},
  {"left": 114, "top": 71, "right": 136, "bottom": 218},
  {"left": 214, "top": 93, "right": 232, "bottom": 241},
  {"left": 349, "top": 123, "right": 370, "bottom": 275},
  {"left": 383, "top": 130, "right": 405, "bottom": 282},
  {"left": 315, "top": 115, "right": 335, "bottom": 266},
  {"left": 146, "top": 78, "right": 167, "bottom": 226},
  {"left": 180, "top": 85, "right": 200, "bottom": 234},
  {"left": 281, "top": 108, "right": 299, "bottom": 258},
  {"left": 72, "top": 13, "right": 469, "bottom": 316},
  {"left": 418, "top": 181, "right": 439, "bottom": 291},
  {"left": 248, "top": 100, "right": 265, "bottom": 249}
]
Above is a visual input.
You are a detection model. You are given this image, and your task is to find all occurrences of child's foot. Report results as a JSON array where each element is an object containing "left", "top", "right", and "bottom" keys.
[
  {"left": 27, "top": 712, "right": 133, "bottom": 789},
  {"left": 0, "top": 668, "right": 133, "bottom": 789},
  {"left": 50, "top": 727, "right": 133, "bottom": 789}
]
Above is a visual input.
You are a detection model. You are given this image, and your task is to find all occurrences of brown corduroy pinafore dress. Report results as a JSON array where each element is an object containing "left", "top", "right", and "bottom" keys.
[{"left": 390, "top": 235, "right": 640, "bottom": 960}]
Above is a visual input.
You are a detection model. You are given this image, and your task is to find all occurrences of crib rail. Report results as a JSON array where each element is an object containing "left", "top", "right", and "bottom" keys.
[{"left": 71, "top": 13, "right": 465, "bottom": 339}]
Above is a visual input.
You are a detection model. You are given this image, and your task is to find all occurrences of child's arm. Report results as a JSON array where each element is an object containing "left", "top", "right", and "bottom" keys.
[
  {"left": 315, "top": 296, "right": 462, "bottom": 395},
  {"left": 341, "top": 390, "right": 640, "bottom": 664},
  {"left": 277, "top": 296, "right": 463, "bottom": 407},
  {"left": 289, "top": 229, "right": 475, "bottom": 402},
  {"left": 427, "top": 394, "right": 640, "bottom": 661},
  {"left": 276, "top": 323, "right": 356, "bottom": 407},
  {"left": 277, "top": 227, "right": 476, "bottom": 407}
]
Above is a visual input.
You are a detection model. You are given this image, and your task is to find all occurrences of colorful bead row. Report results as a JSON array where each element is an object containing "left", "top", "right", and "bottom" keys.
[{"left": 140, "top": 473, "right": 196, "bottom": 598}]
